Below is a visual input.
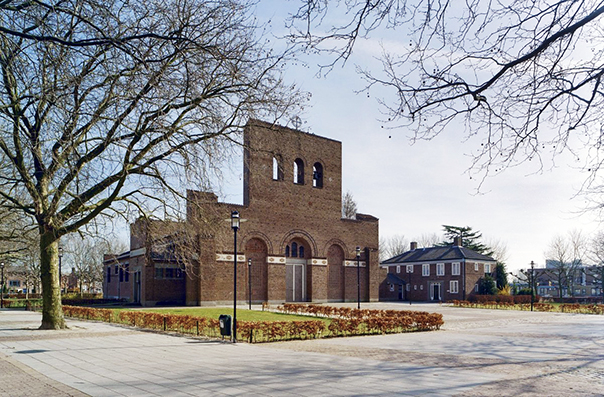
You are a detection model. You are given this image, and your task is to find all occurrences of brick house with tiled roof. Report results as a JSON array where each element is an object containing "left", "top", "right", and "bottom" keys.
[{"left": 380, "top": 238, "right": 497, "bottom": 302}]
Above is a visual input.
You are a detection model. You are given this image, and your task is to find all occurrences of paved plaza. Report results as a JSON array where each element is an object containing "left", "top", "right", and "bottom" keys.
[{"left": 0, "top": 303, "right": 603, "bottom": 396}]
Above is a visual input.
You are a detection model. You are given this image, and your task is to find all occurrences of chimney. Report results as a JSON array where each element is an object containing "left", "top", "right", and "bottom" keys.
[
  {"left": 454, "top": 237, "right": 463, "bottom": 247},
  {"left": 410, "top": 242, "right": 418, "bottom": 250}
]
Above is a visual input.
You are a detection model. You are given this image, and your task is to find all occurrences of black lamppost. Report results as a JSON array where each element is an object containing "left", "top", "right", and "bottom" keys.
[
  {"left": 356, "top": 246, "right": 361, "bottom": 309},
  {"left": 247, "top": 258, "right": 252, "bottom": 310},
  {"left": 58, "top": 246, "right": 63, "bottom": 294},
  {"left": 231, "top": 211, "right": 240, "bottom": 343},
  {"left": 530, "top": 260, "right": 535, "bottom": 312},
  {"left": 0, "top": 262, "right": 5, "bottom": 309},
  {"left": 408, "top": 267, "right": 412, "bottom": 305}
]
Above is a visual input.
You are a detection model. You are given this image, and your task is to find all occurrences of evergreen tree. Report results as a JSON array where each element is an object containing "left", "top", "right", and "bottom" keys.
[
  {"left": 495, "top": 263, "right": 509, "bottom": 290},
  {"left": 438, "top": 225, "right": 494, "bottom": 257}
]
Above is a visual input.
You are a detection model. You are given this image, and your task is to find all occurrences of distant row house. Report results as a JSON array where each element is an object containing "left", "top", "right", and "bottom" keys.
[{"left": 533, "top": 261, "right": 603, "bottom": 299}]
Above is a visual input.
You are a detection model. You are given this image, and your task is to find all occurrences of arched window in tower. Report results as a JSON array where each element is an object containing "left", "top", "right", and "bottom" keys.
[
  {"left": 299, "top": 245, "right": 305, "bottom": 258},
  {"left": 285, "top": 245, "right": 290, "bottom": 257},
  {"left": 291, "top": 242, "right": 298, "bottom": 257},
  {"left": 293, "top": 158, "right": 304, "bottom": 185},
  {"left": 312, "top": 162, "right": 323, "bottom": 188},
  {"left": 272, "top": 156, "right": 283, "bottom": 181}
]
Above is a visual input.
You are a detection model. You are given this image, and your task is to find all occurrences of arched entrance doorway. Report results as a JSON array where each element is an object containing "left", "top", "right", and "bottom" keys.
[
  {"left": 245, "top": 238, "right": 268, "bottom": 302},
  {"left": 284, "top": 238, "right": 310, "bottom": 302},
  {"left": 327, "top": 244, "right": 345, "bottom": 301}
]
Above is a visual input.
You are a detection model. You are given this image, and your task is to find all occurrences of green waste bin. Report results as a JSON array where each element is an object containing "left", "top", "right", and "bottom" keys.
[{"left": 219, "top": 314, "right": 231, "bottom": 336}]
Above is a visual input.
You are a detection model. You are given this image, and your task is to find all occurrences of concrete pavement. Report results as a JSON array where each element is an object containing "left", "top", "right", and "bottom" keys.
[{"left": 1, "top": 303, "right": 603, "bottom": 396}]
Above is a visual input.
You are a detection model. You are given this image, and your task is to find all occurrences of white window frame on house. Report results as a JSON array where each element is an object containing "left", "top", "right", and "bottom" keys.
[
  {"left": 420, "top": 285, "right": 424, "bottom": 290},
  {"left": 475, "top": 284, "right": 479, "bottom": 292},
  {"left": 485, "top": 263, "right": 491, "bottom": 273},
  {"left": 389, "top": 284, "right": 395, "bottom": 292},
  {"left": 450, "top": 280, "right": 459, "bottom": 294},
  {"left": 396, "top": 265, "right": 401, "bottom": 274},
  {"left": 406, "top": 284, "right": 410, "bottom": 291},
  {"left": 414, "top": 285, "right": 417, "bottom": 290},
  {"left": 452, "top": 262, "right": 460, "bottom": 276},
  {"left": 436, "top": 263, "right": 445, "bottom": 276},
  {"left": 422, "top": 264, "right": 430, "bottom": 276},
  {"left": 474, "top": 263, "right": 479, "bottom": 271},
  {"left": 406, "top": 265, "right": 413, "bottom": 273}
]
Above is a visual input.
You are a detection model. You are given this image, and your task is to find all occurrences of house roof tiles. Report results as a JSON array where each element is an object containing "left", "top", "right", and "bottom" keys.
[{"left": 381, "top": 245, "right": 496, "bottom": 265}]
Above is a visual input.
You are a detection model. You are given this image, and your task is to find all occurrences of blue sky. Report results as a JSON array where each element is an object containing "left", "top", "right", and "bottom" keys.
[{"left": 213, "top": 3, "right": 602, "bottom": 272}]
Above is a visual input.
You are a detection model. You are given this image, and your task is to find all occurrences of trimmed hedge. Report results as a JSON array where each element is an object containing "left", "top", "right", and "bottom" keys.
[
  {"left": 450, "top": 300, "right": 604, "bottom": 315},
  {"left": 61, "top": 304, "right": 444, "bottom": 343}
]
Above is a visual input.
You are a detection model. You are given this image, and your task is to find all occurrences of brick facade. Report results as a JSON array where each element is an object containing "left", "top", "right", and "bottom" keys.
[
  {"left": 103, "top": 119, "right": 381, "bottom": 306},
  {"left": 380, "top": 241, "right": 497, "bottom": 302}
]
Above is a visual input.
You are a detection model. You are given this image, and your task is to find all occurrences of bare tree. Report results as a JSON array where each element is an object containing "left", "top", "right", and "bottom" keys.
[
  {"left": 342, "top": 191, "right": 358, "bottom": 219},
  {"left": 588, "top": 231, "right": 604, "bottom": 302},
  {"left": 379, "top": 234, "right": 409, "bottom": 261},
  {"left": 290, "top": 1, "right": 604, "bottom": 188},
  {"left": 0, "top": 0, "right": 303, "bottom": 329},
  {"left": 545, "top": 231, "right": 587, "bottom": 297}
]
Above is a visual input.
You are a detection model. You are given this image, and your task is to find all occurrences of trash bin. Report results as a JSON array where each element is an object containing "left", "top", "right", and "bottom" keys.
[{"left": 219, "top": 314, "right": 232, "bottom": 336}]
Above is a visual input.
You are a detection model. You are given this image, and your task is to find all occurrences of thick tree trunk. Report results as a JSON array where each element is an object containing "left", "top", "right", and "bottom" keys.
[{"left": 39, "top": 232, "right": 65, "bottom": 329}]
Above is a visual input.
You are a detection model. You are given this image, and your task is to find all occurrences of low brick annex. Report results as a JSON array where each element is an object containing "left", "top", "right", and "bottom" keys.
[{"left": 103, "top": 119, "right": 381, "bottom": 306}]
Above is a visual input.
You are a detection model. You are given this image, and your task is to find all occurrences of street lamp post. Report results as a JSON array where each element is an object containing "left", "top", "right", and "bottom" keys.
[
  {"left": 231, "top": 211, "right": 240, "bottom": 343},
  {"left": 0, "top": 262, "right": 5, "bottom": 309},
  {"left": 408, "top": 267, "right": 412, "bottom": 305},
  {"left": 356, "top": 246, "right": 361, "bottom": 309},
  {"left": 58, "top": 246, "right": 63, "bottom": 294},
  {"left": 530, "top": 260, "right": 535, "bottom": 312},
  {"left": 248, "top": 258, "right": 252, "bottom": 310}
]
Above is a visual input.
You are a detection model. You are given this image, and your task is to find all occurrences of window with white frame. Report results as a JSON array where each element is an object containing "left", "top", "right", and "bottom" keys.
[
  {"left": 420, "top": 285, "right": 423, "bottom": 290},
  {"left": 452, "top": 262, "right": 460, "bottom": 276},
  {"left": 406, "top": 265, "right": 413, "bottom": 273},
  {"left": 396, "top": 265, "right": 401, "bottom": 274},
  {"left": 414, "top": 285, "right": 417, "bottom": 290},
  {"left": 389, "top": 284, "right": 395, "bottom": 292},
  {"left": 436, "top": 263, "right": 445, "bottom": 276},
  {"left": 475, "top": 284, "right": 479, "bottom": 292},
  {"left": 422, "top": 264, "right": 430, "bottom": 276},
  {"left": 406, "top": 284, "right": 410, "bottom": 291},
  {"left": 484, "top": 263, "right": 491, "bottom": 273},
  {"left": 450, "top": 280, "right": 459, "bottom": 294},
  {"left": 474, "top": 263, "right": 479, "bottom": 271}
]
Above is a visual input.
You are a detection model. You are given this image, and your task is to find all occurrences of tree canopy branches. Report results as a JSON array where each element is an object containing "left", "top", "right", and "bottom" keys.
[{"left": 290, "top": 0, "right": 604, "bottom": 189}]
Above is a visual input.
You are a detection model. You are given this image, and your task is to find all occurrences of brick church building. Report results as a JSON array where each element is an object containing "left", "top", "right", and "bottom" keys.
[{"left": 103, "top": 119, "right": 381, "bottom": 306}]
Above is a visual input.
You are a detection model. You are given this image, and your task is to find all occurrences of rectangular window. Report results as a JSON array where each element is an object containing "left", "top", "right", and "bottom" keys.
[
  {"left": 389, "top": 284, "right": 395, "bottom": 292},
  {"left": 475, "top": 284, "right": 479, "bottom": 292},
  {"left": 484, "top": 263, "right": 491, "bottom": 273},
  {"left": 474, "top": 263, "right": 479, "bottom": 271},
  {"left": 406, "top": 284, "right": 410, "bottom": 291},
  {"left": 165, "top": 268, "right": 175, "bottom": 278},
  {"left": 125, "top": 264, "right": 130, "bottom": 282},
  {"left": 420, "top": 285, "right": 423, "bottom": 290},
  {"left": 107, "top": 268, "right": 111, "bottom": 283},
  {"left": 406, "top": 265, "right": 413, "bottom": 273},
  {"left": 396, "top": 265, "right": 400, "bottom": 274},
  {"left": 155, "top": 267, "right": 164, "bottom": 279},
  {"left": 414, "top": 285, "right": 417, "bottom": 290},
  {"left": 115, "top": 265, "right": 119, "bottom": 274},
  {"left": 9, "top": 280, "right": 20, "bottom": 287},
  {"left": 450, "top": 280, "right": 459, "bottom": 294},
  {"left": 422, "top": 264, "right": 430, "bottom": 276},
  {"left": 452, "top": 262, "right": 460, "bottom": 276},
  {"left": 436, "top": 263, "right": 445, "bottom": 276},
  {"left": 119, "top": 267, "right": 124, "bottom": 282}
]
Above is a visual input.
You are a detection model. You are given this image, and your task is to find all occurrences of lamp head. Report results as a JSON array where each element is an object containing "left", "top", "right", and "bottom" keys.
[
  {"left": 231, "top": 211, "right": 240, "bottom": 230},
  {"left": 355, "top": 246, "right": 361, "bottom": 258}
]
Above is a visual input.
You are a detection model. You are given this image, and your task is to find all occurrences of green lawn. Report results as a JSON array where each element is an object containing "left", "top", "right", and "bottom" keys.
[{"left": 135, "top": 307, "right": 330, "bottom": 323}]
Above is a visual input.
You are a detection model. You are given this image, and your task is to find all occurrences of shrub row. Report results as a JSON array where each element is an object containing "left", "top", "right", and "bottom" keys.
[
  {"left": 276, "top": 304, "right": 444, "bottom": 334},
  {"left": 450, "top": 300, "right": 604, "bottom": 315},
  {"left": 0, "top": 298, "right": 42, "bottom": 308},
  {"left": 61, "top": 304, "right": 444, "bottom": 343},
  {"left": 467, "top": 295, "right": 542, "bottom": 304}
]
